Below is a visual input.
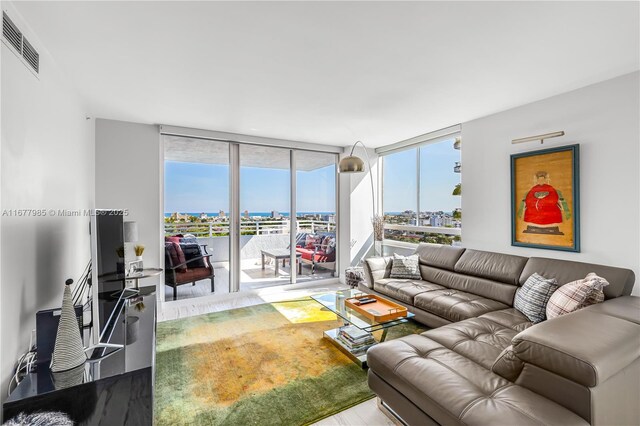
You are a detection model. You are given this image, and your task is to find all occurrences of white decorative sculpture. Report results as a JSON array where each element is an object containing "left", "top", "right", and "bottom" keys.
[{"left": 50, "top": 279, "right": 87, "bottom": 372}]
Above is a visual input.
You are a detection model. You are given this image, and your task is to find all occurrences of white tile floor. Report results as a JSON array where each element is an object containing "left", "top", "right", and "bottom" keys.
[
  {"left": 164, "top": 258, "right": 335, "bottom": 301},
  {"left": 157, "top": 281, "right": 394, "bottom": 425}
]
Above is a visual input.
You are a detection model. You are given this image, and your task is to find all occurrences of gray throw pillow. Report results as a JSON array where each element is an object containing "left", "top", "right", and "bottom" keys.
[
  {"left": 389, "top": 254, "right": 421, "bottom": 280},
  {"left": 514, "top": 273, "right": 559, "bottom": 324}
]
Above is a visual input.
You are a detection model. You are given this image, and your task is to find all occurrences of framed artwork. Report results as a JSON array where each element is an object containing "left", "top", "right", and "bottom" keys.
[{"left": 511, "top": 144, "right": 580, "bottom": 252}]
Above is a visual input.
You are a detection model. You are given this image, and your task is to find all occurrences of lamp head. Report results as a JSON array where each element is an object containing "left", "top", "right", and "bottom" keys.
[{"left": 338, "top": 155, "right": 365, "bottom": 173}]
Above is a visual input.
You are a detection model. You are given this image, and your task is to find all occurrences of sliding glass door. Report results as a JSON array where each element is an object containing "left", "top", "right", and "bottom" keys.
[
  {"left": 163, "top": 136, "right": 230, "bottom": 301},
  {"left": 239, "top": 145, "right": 292, "bottom": 290},
  {"left": 163, "top": 135, "right": 338, "bottom": 301},
  {"left": 295, "top": 151, "right": 337, "bottom": 281}
]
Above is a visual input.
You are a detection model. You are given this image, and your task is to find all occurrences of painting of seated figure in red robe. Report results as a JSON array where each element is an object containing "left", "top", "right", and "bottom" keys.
[
  {"left": 511, "top": 144, "right": 579, "bottom": 252},
  {"left": 518, "top": 171, "right": 570, "bottom": 234}
]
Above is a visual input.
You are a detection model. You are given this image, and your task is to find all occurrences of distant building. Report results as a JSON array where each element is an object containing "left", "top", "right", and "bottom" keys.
[
  {"left": 218, "top": 210, "right": 226, "bottom": 218},
  {"left": 170, "top": 212, "right": 189, "bottom": 221},
  {"left": 321, "top": 214, "right": 336, "bottom": 222},
  {"left": 271, "top": 210, "right": 281, "bottom": 219},
  {"left": 243, "top": 210, "right": 249, "bottom": 219},
  {"left": 429, "top": 215, "right": 453, "bottom": 227},
  {"left": 199, "top": 212, "right": 208, "bottom": 220}
]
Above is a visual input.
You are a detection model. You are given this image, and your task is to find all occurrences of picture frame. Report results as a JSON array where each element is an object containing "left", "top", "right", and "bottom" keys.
[{"left": 511, "top": 144, "right": 580, "bottom": 252}]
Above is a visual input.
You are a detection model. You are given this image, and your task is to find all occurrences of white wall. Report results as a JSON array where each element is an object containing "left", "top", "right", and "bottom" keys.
[
  {"left": 0, "top": 2, "right": 95, "bottom": 404},
  {"left": 95, "top": 119, "right": 162, "bottom": 273},
  {"left": 462, "top": 72, "right": 640, "bottom": 295}
]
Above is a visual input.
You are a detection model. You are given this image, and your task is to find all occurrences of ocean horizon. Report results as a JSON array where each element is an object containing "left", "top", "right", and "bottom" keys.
[
  {"left": 165, "top": 211, "right": 455, "bottom": 217},
  {"left": 165, "top": 212, "right": 335, "bottom": 218}
]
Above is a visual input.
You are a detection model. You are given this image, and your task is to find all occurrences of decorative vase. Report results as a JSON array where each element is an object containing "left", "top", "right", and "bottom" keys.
[{"left": 50, "top": 279, "right": 87, "bottom": 373}]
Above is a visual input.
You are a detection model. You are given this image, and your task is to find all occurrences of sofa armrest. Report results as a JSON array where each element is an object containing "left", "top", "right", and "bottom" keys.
[
  {"left": 511, "top": 308, "right": 640, "bottom": 387},
  {"left": 363, "top": 256, "right": 393, "bottom": 288}
]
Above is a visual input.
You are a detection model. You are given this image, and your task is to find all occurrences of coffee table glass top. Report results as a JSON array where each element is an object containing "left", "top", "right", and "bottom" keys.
[{"left": 311, "top": 289, "right": 414, "bottom": 332}]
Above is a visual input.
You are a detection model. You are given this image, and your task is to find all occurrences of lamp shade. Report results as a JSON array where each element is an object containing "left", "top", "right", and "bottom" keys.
[
  {"left": 124, "top": 221, "right": 138, "bottom": 242},
  {"left": 338, "top": 155, "right": 365, "bottom": 173}
]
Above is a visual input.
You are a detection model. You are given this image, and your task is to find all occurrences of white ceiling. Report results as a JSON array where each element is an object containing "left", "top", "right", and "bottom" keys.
[
  {"left": 164, "top": 135, "right": 336, "bottom": 170},
  {"left": 13, "top": 1, "right": 640, "bottom": 148}
]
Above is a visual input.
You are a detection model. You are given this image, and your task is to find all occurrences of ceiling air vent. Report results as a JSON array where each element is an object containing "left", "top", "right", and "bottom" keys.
[
  {"left": 2, "top": 11, "right": 22, "bottom": 53},
  {"left": 22, "top": 37, "right": 39, "bottom": 73}
]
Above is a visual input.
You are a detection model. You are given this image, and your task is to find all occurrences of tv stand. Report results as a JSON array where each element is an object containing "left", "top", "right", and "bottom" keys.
[{"left": 3, "top": 287, "right": 156, "bottom": 425}]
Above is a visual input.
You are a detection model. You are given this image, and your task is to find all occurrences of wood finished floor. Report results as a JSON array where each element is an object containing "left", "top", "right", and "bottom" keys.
[{"left": 158, "top": 281, "right": 394, "bottom": 425}]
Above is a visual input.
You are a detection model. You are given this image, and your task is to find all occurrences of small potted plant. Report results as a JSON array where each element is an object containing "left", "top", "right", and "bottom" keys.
[{"left": 134, "top": 244, "right": 145, "bottom": 261}]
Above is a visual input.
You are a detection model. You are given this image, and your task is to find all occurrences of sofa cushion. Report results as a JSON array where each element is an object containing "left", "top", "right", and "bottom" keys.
[
  {"left": 414, "top": 243, "right": 465, "bottom": 271},
  {"left": 455, "top": 249, "right": 528, "bottom": 285},
  {"left": 546, "top": 273, "right": 608, "bottom": 319},
  {"left": 514, "top": 273, "right": 559, "bottom": 323},
  {"left": 423, "top": 317, "right": 518, "bottom": 369},
  {"left": 373, "top": 278, "right": 444, "bottom": 305},
  {"left": 478, "top": 308, "right": 533, "bottom": 332},
  {"left": 363, "top": 257, "right": 393, "bottom": 287},
  {"left": 169, "top": 266, "right": 213, "bottom": 284},
  {"left": 390, "top": 254, "right": 421, "bottom": 279},
  {"left": 419, "top": 265, "right": 518, "bottom": 306},
  {"left": 520, "top": 257, "right": 635, "bottom": 299},
  {"left": 582, "top": 296, "right": 640, "bottom": 324},
  {"left": 512, "top": 308, "right": 640, "bottom": 387},
  {"left": 295, "top": 247, "right": 334, "bottom": 262},
  {"left": 367, "top": 334, "right": 588, "bottom": 426},
  {"left": 414, "top": 289, "right": 508, "bottom": 323}
]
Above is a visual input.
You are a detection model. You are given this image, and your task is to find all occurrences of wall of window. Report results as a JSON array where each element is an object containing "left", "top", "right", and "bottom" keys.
[{"left": 381, "top": 135, "right": 461, "bottom": 245}]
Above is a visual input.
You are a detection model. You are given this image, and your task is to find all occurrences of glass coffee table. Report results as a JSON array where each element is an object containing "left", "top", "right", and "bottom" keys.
[{"left": 311, "top": 289, "right": 415, "bottom": 368}]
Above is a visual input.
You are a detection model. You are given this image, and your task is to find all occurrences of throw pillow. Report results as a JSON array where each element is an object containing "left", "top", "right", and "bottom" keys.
[
  {"left": 305, "top": 234, "right": 320, "bottom": 249},
  {"left": 179, "top": 236, "right": 199, "bottom": 245},
  {"left": 514, "top": 273, "right": 559, "bottom": 323},
  {"left": 389, "top": 254, "right": 421, "bottom": 280},
  {"left": 180, "top": 243, "right": 206, "bottom": 268},
  {"left": 165, "top": 242, "right": 187, "bottom": 272},
  {"left": 546, "top": 273, "right": 609, "bottom": 319},
  {"left": 165, "top": 235, "right": 182, "bottom": 244},
  {"left": 324, "top": 236, "right": 336, "bottom": 255}
]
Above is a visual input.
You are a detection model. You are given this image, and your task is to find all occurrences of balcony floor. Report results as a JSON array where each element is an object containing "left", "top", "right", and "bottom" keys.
[{"left": 164, "top": 258, "right": 335, "bottom": 302}]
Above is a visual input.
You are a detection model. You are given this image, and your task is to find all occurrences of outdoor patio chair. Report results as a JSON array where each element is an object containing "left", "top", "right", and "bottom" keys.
[{"left": 164, "top": 238, "right": 215, "bottom": 300}]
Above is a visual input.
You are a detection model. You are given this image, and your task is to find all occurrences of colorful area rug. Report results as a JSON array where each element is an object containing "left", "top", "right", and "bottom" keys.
[{"left": 155, "top": 298, "right": 426, "bottom": 425}]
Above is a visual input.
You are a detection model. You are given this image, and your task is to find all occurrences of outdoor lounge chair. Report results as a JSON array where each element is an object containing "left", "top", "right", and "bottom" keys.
[
  {"left": 295, "top": 233, "right": 336, "bottom": 275},
  {"left": 164, "top": 238, "right": 215, "bottom": 300}
]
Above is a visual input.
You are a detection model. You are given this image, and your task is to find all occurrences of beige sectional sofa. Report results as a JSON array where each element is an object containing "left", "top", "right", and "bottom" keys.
[{"left": 362, "top": 243, "right": 639, "bottom": 426}]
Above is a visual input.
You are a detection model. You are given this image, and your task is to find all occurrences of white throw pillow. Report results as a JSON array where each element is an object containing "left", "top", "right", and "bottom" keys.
[{"left": 546, "top": 273, "right": 609, "bottom": 319}]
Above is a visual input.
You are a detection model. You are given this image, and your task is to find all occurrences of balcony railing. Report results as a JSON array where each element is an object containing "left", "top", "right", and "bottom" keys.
[
  {"left": 383, "top": 223, "right": 461, "bottom": 246},
  {"left": 165, "top": 219, "right": 336, "bottom": 237}
]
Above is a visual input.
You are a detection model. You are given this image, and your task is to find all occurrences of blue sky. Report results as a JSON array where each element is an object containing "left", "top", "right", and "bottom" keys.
[
  {"left": 383, "top": 139, "right": 461, "bottom": 213},
  {"left": 165, "top": 140, "right": 458, "bottom": 213},
  {"left": 165, "top": 162, "right": 335, "bottom": 213}
]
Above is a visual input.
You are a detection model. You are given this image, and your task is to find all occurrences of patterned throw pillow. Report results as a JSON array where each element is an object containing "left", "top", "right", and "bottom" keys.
[
  {"left": 546, "top": 273, "right": 609, "bottom": 319},
  {"left": 514, "top": 273, "right": 559, "bottom": 324},
  {"left": 389, "top": 254, "right": 421, "bottom": 280},
  {"left": 305, "top": 234, "right": 320, "bottom": 249}
]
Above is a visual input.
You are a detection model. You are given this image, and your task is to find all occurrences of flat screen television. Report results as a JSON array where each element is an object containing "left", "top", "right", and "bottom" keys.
[{"left": 89, "top": 209, "right": 132, "bottom": 345}]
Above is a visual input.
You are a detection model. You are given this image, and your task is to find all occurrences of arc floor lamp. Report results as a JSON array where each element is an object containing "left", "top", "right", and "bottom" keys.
[{"left": 339, "top": 141, "right": 383, "bottom": 255}]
